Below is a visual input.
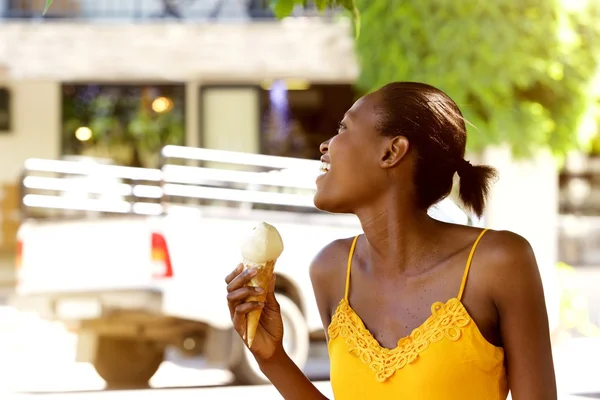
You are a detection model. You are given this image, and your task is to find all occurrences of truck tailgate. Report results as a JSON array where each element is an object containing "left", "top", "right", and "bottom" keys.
[{"left": 17, "top": 217, "right": 157, "bottom": 294}]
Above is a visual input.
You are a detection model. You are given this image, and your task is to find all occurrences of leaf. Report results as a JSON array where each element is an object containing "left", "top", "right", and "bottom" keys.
[
  {"left": 332, "top": 0, "right": 361, "bottom": 38},
  {"left": 314, "top": 0, "right": 328, "bottom": 12},
  {"left": 268, "top": 0, "right": 361, "bottom": 37},
  {"left": 43, "top": 0, "right": 53, "bottom": 16},
  {"left": 350, "top": 3, "right": 361, "bottom": 39},
  {"left": 270, "top": 0, "right": 297, "bottom": 19}
]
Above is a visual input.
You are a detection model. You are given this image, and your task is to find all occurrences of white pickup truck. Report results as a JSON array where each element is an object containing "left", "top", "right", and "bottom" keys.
[{"left": 12, "top": 145, "right": 478, "bottom": 389}]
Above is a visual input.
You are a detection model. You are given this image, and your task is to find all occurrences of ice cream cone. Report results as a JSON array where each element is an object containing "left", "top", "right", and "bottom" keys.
[
  {"left": 239, "top": 222, "right": 284, "bottom": 349},
  {"left": 243, "top": 259, "right": 276, "bottom": 348}
]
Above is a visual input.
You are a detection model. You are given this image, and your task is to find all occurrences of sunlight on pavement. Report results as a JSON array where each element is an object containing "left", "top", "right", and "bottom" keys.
[
  {"left": 3, "top": 384, "right": 598, "bottom": 400},
  {"left": 2, "top": 384, "right": 333, "bottom": 400},
  {"left": 0, "top": 305, "right": 598, "bottom": 399},
  {"left": 554, "top": 337, "right": 600, "bottom": 396}
]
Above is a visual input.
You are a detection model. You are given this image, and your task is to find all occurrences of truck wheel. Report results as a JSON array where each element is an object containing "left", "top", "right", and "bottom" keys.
[
  {"left": 231, "top": 293, "right": 309, "bottom": 385},
  {"left": 92, "top": 337, "right": 164, "bottom": 390}
]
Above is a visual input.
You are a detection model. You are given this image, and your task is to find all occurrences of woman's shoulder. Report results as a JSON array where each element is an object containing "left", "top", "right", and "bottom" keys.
[
  {"left": 309, "top": 236, "right": 357, "bottom": 281},
  {"left": 477, "top": 229, "right": 535, "bottom": 263},
  {"left": 309, "top": 236, "right": 357, "bottom": 308},
  {"left": 446, "top": 225, "right": 533, "bottom": 259},
  {"left": 472, "top": 229, "right": 540, "bottom": 301}
]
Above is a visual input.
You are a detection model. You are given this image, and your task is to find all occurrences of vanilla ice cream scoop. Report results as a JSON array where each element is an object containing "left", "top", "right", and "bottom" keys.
[{"left": 241, "top": 222, "right": 284, "bottom": 264}]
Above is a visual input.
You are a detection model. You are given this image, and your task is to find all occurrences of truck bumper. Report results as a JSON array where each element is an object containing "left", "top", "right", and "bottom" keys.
[{"left": 10, "top": 289, "right": 163, "bottom": 322}]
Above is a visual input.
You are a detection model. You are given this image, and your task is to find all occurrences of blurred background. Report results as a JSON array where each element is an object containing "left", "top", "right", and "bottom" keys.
[{"left": 0, "top": 1, "right": 599, "bottom": 399}]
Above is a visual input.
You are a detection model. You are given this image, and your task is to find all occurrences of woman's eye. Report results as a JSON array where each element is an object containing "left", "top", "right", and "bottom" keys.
[{"left": 338, "top": 121, "right": 346, "bottom": 131}]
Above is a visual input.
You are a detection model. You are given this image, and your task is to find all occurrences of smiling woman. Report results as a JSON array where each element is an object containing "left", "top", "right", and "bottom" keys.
[{"left": 225, "top": 81, "right": 557, "bottom": 400}]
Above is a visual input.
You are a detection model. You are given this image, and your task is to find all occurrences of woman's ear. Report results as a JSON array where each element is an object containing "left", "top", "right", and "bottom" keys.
[{"left": 380, "top": 136, "right": 409, "bottom": 169}]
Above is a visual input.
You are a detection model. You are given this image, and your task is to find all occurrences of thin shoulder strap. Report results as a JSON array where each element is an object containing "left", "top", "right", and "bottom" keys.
[
  {"left": 457, "top": 228, "right": 489, "bottom": 301},
  {"left": 344, "top": 235, "right": 360, "bottom": 301}
]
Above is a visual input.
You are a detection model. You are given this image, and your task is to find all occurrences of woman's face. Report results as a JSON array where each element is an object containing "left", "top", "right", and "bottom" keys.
[{"left": 314, "top": 93, "right": 391, "bottom": 214}]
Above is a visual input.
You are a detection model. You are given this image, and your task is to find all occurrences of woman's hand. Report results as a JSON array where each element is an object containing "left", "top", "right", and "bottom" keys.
[
  {"left": 225, "top": 263, "right": 284, "bottom": 361},
  {"left": 226, "top": 260, "right": 330, "bottom": 400}
]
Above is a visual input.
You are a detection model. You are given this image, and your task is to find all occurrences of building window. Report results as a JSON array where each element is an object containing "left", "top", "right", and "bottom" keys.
[
  {"left": 61, "top": 83, "right": 186, "bottom": 168},
  {"left": 195, "top": 82, "right": 358, "bottom": 214},
  {"left": 260, "top": 81, "right": 358, "bottom": 160}
]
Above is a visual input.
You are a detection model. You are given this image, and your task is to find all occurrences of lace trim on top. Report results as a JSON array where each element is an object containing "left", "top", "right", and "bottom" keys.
[{"left": 328, "top": 297, "right": 471, "bottom": 382}]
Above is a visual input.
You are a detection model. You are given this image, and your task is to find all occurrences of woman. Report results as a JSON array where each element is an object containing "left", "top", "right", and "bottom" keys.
[{"left": 225, "top": 82, "right": 557, "bottom": 399}]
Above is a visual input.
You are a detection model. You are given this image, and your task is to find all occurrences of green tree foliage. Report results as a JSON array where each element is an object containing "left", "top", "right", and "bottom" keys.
[
  {"left": 269, "top": 0, "right": 361, "bottom": 35},
  {"left": 353, "top": 1, "right": 600, "bottom": 157},
  {"left": 44, "top": 0, "right": 360, "bottom": 31},
  {"left": 45, "top": 0, "right": 600, "bottom": 157}
]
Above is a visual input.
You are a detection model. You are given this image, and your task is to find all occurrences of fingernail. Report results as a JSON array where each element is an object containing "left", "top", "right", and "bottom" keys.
[
  {"left": 248, "top": 267, "right": 258, "bottom": 276},
  {"left": 255, "top": 287, "right": 264, "bottom": 293},
  {"left": 258, "top": 302, "right": 265, "bottom": 307}
]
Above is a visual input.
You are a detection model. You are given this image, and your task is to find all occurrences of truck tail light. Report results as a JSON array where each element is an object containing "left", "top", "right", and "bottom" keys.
[{"left": 151, "top": 232, "right": 173, "bottom": 279}]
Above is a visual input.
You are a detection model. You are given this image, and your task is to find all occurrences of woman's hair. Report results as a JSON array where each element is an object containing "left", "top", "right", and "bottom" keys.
[{"left": 375, "top": 82, "right": 497, "bottom": 218}]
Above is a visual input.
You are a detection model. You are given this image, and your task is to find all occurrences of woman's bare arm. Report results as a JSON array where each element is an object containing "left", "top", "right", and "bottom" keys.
[
  {"left": 226, "top": 266, "right": 327, "bottom": 399},
  {"left": 486, "top": 231, "right": 557, "bottom": 399},
  {"left": 257, "top": 345, "right": 328, "bottom": 400},
  {"left": 255, "top": 239, "right": 347, "bottom": 399}
]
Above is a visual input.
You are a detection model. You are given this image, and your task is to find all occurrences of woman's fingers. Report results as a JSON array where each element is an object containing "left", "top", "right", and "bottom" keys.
[
  {"left": 224, "top": 264, "right": 243, "bottom": 284},
  {"left": 264, "top": 275, "right": 279, "bottom": 310},
  {"left": 225, "top": 264, "right": 268, "bottom": 340},
  {"left": 235, "top": 301, "right": 265, "bottom": 314},
  {"left": 227, "top": 286, "right": 265, "bottom": 303},
  {"left": 226, "top": 266, "right": 258, "bottom": 293},
  {"left": 227, "top": 286, "right": 265, "bottom": 318},
  {"left": 232, "top": 301, "right": 264, "bottom": 339}
]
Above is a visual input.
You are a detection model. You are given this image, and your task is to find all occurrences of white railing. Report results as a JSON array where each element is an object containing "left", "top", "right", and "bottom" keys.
[{"left": 20, "top": 145, "right": 322, "bottom": 219}]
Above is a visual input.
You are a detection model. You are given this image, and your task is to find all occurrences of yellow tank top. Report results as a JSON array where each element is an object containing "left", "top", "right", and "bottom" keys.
[{"left": 327, "top": 229, "right": 508, "bottom": 399}]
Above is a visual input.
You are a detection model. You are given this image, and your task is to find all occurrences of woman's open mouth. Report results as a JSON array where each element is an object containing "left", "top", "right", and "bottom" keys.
[{"left": 319, "top": 161, "right": 330, "bottom": 174}]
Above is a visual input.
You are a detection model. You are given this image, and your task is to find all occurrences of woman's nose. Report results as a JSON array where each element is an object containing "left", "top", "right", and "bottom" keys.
[{"left": 319, "top": 140, "right": 329, "bottom": 154}]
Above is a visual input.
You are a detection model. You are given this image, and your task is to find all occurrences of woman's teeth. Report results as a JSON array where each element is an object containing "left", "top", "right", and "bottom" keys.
[{"left": 319, "top": 162, "right": 330, "bottom": 173}]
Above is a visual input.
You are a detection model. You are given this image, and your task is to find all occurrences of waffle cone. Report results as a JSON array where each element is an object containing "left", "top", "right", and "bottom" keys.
[{"left": 243, "top": 259, "right": 276, "bottom": 348}]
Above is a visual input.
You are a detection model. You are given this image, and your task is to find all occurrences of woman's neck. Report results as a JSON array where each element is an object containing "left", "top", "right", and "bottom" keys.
[{"left": 355, "top": 196, "right": 443, "bottom": 277}]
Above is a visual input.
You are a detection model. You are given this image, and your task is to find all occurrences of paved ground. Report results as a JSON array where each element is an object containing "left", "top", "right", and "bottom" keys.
[
  {"left": 2, "top": 383, "right": 599, "bottom": 400},
  {"left": 0, "top": 305, "right": 598, "bottom": 399}
]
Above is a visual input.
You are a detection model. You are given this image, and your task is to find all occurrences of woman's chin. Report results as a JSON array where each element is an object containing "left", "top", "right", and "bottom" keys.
[
  {"left": 313, "top": 192, "right": 346, "bottom": 214},
  {"left": 313, "top": 192, "right": 331, "bottom": 212}
]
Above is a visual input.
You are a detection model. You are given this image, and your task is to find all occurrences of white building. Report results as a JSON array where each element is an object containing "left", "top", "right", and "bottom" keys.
[{"left": 0, "top": 1, "right": 566, "bottom": 332}]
